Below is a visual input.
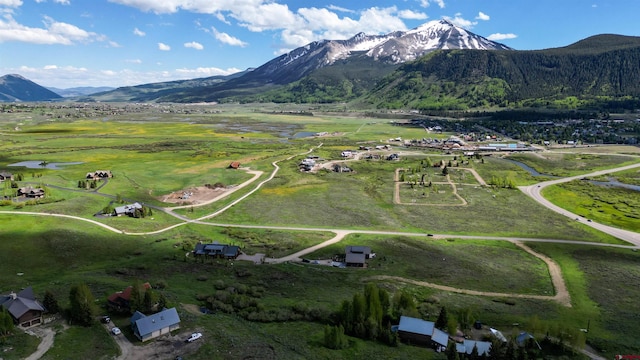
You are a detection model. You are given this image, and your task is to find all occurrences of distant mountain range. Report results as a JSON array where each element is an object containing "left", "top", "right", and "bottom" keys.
[
  {"left": 47, "top": 86, "right": 115, "bottom": 97},
  {"left": 85, "top": 20, "right": 512, "bottom": 103},
  {"left": 4, "top": 20, "right": 640, "bottom": 110}
]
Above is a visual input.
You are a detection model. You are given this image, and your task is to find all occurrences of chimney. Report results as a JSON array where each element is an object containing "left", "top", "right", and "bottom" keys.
[{"left": 10, "top": 292, "right": 17, "bottom": 300}]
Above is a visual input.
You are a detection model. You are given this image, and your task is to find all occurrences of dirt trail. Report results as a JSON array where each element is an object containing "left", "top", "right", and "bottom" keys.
[
  {"left": 24, "top": 327, "right": 55, "bottom": 360},
  {"left": 367, "top": 240, "right": 571, "bottom": 307}
]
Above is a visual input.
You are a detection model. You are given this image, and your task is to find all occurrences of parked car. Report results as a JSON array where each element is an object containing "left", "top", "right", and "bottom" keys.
[
  {"left": 186, "top": 332, "right": 202, "bottom": 343},
  {"left": 101, "top": 316, "right": 111, "bottom": 323},
  {"left": 111, "top": 327, "right": 121, "bottom": 335}
]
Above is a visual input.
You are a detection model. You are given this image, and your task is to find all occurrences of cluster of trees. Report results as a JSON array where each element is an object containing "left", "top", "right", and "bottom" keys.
[
  {"left": 488, "top": 176, "right": 517, "bottom": 189},
  {"left": 127, "top": 281, "right": 167, "bottom": 315},
  {"left": 325, "top": 284, "right": 422, "bottom": 349},
  {"left": 77, "top": 179, "right": 99, "bottom": 189}
]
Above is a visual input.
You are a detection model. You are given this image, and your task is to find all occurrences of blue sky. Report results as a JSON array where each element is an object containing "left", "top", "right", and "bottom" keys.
[{"left": 0, "top": 0, "right": 638, "bottom": 88}]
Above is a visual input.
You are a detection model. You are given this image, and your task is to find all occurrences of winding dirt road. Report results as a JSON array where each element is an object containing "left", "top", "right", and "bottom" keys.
[{"left": 5, "top": 147, "right": 640, "bottom": 359}]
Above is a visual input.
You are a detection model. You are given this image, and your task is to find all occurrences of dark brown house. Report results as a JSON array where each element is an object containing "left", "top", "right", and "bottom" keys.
[
  {"left": 86, "top": 170, "right": 113, "bottom": 180},
  {"left": 17, "top": 187, "right": 45, "bottom": 198},
  {"left": 345, "top": 245, "right": 373, "bottom": 267},
  {"left": 107, "top": 282, "right": 152, "bottom": 312},
  {"left": 0, "top": 171, "right": 13, "bottom": 182},
  {"left": 193, "top": 243, "right": 240, "bottom": 259},
  {"left": 0, "top": 287, "right": 46, "bottom": 328}
]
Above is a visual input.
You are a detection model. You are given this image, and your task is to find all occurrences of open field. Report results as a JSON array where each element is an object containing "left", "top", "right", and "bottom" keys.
[
  {"left": 543, "top": 180, "right": 640, "bottom": 232},
  {"left": 1, "top": 105, "right": 639, "bottom": 359}
]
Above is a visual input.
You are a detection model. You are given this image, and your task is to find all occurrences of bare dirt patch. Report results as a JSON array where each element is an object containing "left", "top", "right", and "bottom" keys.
[{"left": 159, "top": 185, "right": 229, "bottom": 205}]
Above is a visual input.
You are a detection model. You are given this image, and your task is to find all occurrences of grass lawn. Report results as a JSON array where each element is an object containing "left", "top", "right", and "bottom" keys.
[
  {"left": 1, "top": 108, "right": 638, "bottom": 359},
  {"left": 526, "top": 243, "right": 640, "bottom": 358},
  {"left": 543, "top": 180, "right": 640, "bottom": 232},
  {"left": 40, "top": 323, "right": 119, "bottom": 360},
  {"left": 0, "top": 330, "right": 41, "bottom": 360}
]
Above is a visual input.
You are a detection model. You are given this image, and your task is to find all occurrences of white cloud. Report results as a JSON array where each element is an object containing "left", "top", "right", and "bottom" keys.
[
  {"left": 214, "top": 30, "right": 247, "bottom": 47},
  {"left": 418, "top": 0, "right": 445, "bottom": 8},
  {"left": 184, "top": 41, "right": 203, "bottom": 50},
  {"left": 55, "top": 0, "right": 70, "bottom": 4},
  {"left": 157, "top": 42, "right": 170, "bottom": 50},
  {"left": 0, "top": 0, "right": 22, "bottom": 7},
  {"left": 133, "top": 27, "right": 145, "bottom": 36},
  {"left": 175, "top": 66, "right": 242, "bottom": 77},
  {"left": 398, "top": 9, "right": 428, "bottom": 20},
  {"left": 125, "top": 59, "right": 142, "bottom": 63},
  {"left": 443, "top": 13, "right": 477, "bottom": 29},
  {"left": 215, "top": 12, "right": 230, "bottom": 24},
  {"left": 487, "top": 33, "right": 517, "bottom": 41},
  {"left": 476, "top": 12, "right": 490, "bottom": 21},
  {"left": 327, "top": 5, "right": 354, "bottom": 13},
  {"left": 108, "top": 1, "right": 432, "bottom": 53},
  {"left": 4, "top": 63, "right": 243, "bottom": 87},
  {"left": 0, "top": 14, "right": 102, "bottom": 44}
]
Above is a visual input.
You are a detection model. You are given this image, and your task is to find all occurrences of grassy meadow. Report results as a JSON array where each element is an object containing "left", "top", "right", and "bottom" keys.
[{"left": 1, "top": 106, "right": 639, "bottom": 359}]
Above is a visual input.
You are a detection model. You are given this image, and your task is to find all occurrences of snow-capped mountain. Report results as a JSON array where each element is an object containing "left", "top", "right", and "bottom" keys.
[
  {"left": 248, "top": 19, "right": 511, "bottom": 84},
  {"left": 368, "top": 20, "right": 513, "bottom": 63}
]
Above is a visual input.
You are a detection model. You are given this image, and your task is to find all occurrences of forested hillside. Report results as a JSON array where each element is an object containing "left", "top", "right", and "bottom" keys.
[{"left": 364, "top": 34, "right": 640, "bottom": 110}]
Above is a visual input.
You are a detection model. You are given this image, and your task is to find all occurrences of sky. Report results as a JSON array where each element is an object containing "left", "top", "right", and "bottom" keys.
[{"left": 0, "top": 0, "right": 638, "bottom": 89}]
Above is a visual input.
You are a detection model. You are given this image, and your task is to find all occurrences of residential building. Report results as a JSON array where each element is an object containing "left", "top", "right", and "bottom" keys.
[
  {"left": 0, "top": 287, "right": 46, "bottom": 328},
  {"left": 130, "top": 307, "right": 181, "bottom": 342}
]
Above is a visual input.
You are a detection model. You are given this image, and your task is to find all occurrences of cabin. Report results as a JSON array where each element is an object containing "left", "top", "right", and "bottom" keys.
[
  {"left": 345, "top": 246, "right": 373, "bottom": 267},
  {"left": 0, "top": 287, "right": 46, "bottom": 328},
  {"left": 131, "top": 307, "right": 181, "bottom": 342},
  {"left": 86, "top": 170, "right": 112, "bottom": 180},
  {"left": 107, "top": 282, "right": 152, "bottom": 313},
  {"left": 17, "top": 187, "right": 45, "bottom": 198},
  {"left": 193, "top": 242, "right": 241, "bottom": 259},
  {"left": 397, "top": 316, "right": 451, "bottom": 351},
  {"left": 228, "top": 162, "right": 241, "bottom": 169},
  {"left": 113, "top": 202, "right": 142, "bottom": 217},
  {"left": 0, "top": 171, "right": 13, "bottom": 182}
]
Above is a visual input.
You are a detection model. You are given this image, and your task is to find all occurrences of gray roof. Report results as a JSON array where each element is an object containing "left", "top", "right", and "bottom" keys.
[
  {"left": 224, "top": 245, "right": 240, "bottom": 257},
  {"left": 0, "top": 287, "right": 45, "bottom": 320},
  {"left": 114, "top": 202, "right": 142, "bottom": 215},
  {"left": 345, "top": 252, "right": 366, "bottom": 264},
  {"left": 346, "top": 245, "right": 371, "bottom": 254},
  {"left": 431, "top": 328, "right": 449, "bottom": 347},
  {"left": 397, "top": 316, "right": 434, "bottom": 336},
  {"left": 458, "top": 340, "right": 492, "bottom": 356},
  {"left": 133, "top": 307, "right": 180, "bottom": 337}
]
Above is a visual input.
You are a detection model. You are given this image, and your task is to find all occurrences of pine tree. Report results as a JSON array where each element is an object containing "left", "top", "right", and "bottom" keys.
[
  {"left": 129, "top": 281, "right": 144, "bottom": 314},
  {"left": 143, "top": 288, "right": 157, "bottom": 313},
  {"left": 446, "top": 341, "right": 460, "bottom": 360},
  {"left": 436, "top": 306, "right": 449, "bottom": 330},
  {"left": 0, "top": 308, "right": 14, "bottom": 335},
  {"left": 43, "top": 290, "right": 59, "bottom": 314},
  {"left": 69, "top": 283, "right": 95, "bottom": 326}
]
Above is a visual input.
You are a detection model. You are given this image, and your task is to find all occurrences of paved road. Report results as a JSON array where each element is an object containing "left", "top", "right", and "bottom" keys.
[{"left": 519, "top": 162, "right": 640, "bottom": 247}]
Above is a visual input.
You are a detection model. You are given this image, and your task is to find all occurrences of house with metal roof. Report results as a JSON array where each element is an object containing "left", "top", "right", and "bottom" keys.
[
  {"left": 345, "top": 245, "right": 373, "bottom": 267},
  {"left": 130, "top": 307, "right": 181, "bottom": 342},
  {"left": 0, "top": 287, "right": 46, "bottom": 328},
  {"left": 397, "top": 316, "right": 437, "bottom": 346},
  {"left": 193, "top": 242, "right": 240, "bottom": 259},
  {"left": 456, "top": 339, "right": 492, "bottom": 356},
  {"left": 113, "top": 202, "right": 142, "bottom": 217}
]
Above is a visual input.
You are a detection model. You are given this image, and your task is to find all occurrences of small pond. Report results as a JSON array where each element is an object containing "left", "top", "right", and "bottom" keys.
[
  {"left": 292, "top": 131, "right": 317, "bottom": 139},
  {"left": 8, "top": 161, "right": 84, "bottom": 170}
]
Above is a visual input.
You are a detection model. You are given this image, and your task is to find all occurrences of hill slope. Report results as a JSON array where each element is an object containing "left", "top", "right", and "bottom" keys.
[
  {"left": 364, "top": 34, "right": 640, "bottom": 110},
  {"left": 90, "top": 20, "right": 510, "bottom": 103},
  {"left": 0, "top": 74, "right": 63, "bottom": 102}
]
